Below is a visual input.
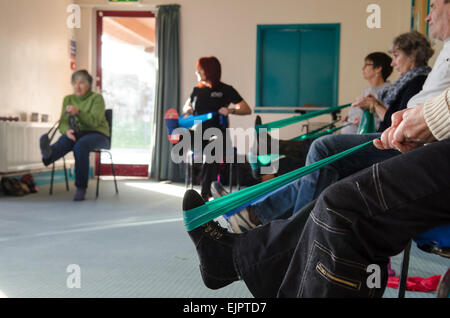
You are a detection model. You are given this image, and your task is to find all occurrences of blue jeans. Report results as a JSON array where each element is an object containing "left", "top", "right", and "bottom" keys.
[
  {"left": 46, "top": 133, "right": 110, "bottom": 189},
  {"left": 235, "top": 139, "right": 450, "bottom": 297},
  {"left": 252, "top": 134, "right": 400, "bottom": 223}
]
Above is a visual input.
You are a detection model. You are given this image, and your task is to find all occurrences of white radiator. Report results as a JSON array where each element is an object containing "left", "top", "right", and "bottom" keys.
[{"left": 0, "top": 121, "right": 73, "bottom": 173}]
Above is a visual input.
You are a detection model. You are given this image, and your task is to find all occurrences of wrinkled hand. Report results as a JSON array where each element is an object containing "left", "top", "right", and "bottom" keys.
[
  {"left": 66, "top": 129, "right": 77, "bottom": 142},
  {"left": 218, "top": 107, "right": 229, "bottom": 116},
  {"left": 66, "top": 105, "right": 80, "bottom": 116},
  {"left": 373, "top": 105, "right": 436, "bottom": 153},
  {"left": 352, "top": 95, "right": 377, "bottom": 110}
]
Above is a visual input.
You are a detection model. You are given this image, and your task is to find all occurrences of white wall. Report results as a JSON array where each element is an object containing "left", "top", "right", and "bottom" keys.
[
  {"left": 0, "top": 0, "right": 75, "bottom": 123},
  {"left": 73, "top": 0, "right": 418, "bottom": 142},
  {"left": 3, "top": 0, "right": 434, "bottom": 148}
]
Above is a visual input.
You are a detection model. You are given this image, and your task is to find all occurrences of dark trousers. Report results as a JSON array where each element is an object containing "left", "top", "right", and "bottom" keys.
[
  {"left": 46, "top": 133, "right": 110, "bottom": 189},
  {"left": 234, "top": 139, "right": 450, "bottom": 298}
]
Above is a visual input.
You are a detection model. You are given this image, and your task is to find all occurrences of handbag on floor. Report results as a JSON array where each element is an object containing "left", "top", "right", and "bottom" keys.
[{"left": 1, "top": 177, "right": 25, "bottom": 196}]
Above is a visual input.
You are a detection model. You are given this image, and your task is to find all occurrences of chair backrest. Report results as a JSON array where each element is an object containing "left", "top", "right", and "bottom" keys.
[{"left": 105, "top": 109, "right": 113, "bottom": 150}]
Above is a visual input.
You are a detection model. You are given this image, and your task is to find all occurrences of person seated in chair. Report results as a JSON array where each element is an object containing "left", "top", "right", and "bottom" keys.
[
  {"left": 341, "top": 52, "right": 393, "bottom": 134},
  {"left": 40, "top": 70, "right": 110, "bottom": 201},
  {"left": 220, "top": 30, "right": 434, "bottom": 232},
  {"left": 183, "top": 56, "right": 252, "bottom": 201}
]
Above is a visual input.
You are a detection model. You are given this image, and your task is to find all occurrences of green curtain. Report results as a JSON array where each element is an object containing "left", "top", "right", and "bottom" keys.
[{"left": 150, "top": 4, "right": 182, "bottom": 181}]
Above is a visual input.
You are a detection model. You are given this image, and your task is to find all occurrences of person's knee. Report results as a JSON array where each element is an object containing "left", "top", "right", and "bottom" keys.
[
  {"left": 311, "top": 182, "right": 356, "bottom": 228},
  {"left": 306, "top": 135, "right": 335, "bottom": 164}
]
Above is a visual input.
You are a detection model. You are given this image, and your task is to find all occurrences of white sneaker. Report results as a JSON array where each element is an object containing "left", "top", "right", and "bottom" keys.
[{"left": 228, "top": 207, "right": 259, "bottom": 233}]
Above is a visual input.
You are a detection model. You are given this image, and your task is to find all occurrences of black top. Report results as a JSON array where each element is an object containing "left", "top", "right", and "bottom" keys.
[
  {"left": 377, "top": 75, "right": 427, "bottom": 132},
  {"left": 190, "top": 82, "right": 243, "bottom": 131}
]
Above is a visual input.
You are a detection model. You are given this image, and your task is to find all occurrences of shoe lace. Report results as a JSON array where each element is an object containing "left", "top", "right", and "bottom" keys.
[{"left": 203, "top": 221, "right": 228, "bottom": 240}]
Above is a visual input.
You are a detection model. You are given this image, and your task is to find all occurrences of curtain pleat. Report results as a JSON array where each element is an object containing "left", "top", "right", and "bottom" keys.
[{"left": 150, "top": 4, "right": 183, "bottom": 182}]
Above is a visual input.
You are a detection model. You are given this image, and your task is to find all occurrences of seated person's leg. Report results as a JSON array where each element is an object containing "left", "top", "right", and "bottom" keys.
[
  {"left": 293, "top": 133, "right": 400, "bottom": 213},
  {"left": 72, "top": 132, "right": 110, "bottom": 200},
  {"left": 184, "top": 186, "right": 317, "bottom": 296},
  {"left": 225, "top": 133, "right": 399, "bottom": 227},
  {"left": 200, "top": 162, "right": 219, "bottom": 201},
  {"left": 278, "top": 139, "right": 450, "bottom": 298},
  {"left": 42, "top": 135, "right": 75, "bottom": 166},
  {"left": 235, "top": 199, "right": 316, "bottom": 297},
  {"left": 245, "top": 133, "right": 399, "bottom": 225},
  {"left": 251, "top": 179, "right": 302, "bottom": 224}
]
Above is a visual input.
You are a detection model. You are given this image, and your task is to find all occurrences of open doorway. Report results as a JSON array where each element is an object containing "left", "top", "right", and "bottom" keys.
[{"left": 96, "top": 10, "right": 156, "bottom": 177}]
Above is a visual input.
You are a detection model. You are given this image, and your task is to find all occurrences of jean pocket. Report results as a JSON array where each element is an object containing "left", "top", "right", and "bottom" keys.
[
  {"left": 298, "top": 241, "right": 372, "bottom": 298},
  {"left": 309, "top": 207, "right": 352, "bottom": 236}
]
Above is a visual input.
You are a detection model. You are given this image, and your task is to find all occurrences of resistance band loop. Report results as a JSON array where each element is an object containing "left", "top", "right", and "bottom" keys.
[
  {"left": 358, "top": 110, "right": 376, "bottom": 134},
  {"left": 183, "top": 138, "right": 378, "bottom": 231},
  {"left": 256, "top": 104, "right": 351, "bottom": 132}
]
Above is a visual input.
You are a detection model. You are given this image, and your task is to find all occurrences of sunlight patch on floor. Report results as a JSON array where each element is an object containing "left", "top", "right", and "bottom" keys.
[{"left": 124, "top": 181, "right": 187, "bottom": 198}]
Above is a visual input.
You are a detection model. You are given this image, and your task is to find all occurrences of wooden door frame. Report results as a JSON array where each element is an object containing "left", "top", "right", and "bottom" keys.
[{"left": 95, "top": 10, "right": 155, "bottom": 177}]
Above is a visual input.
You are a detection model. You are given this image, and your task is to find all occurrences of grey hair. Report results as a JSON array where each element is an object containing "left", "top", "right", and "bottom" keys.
[
  {"left": 391, "top": 31, "right": 435, "bottom": 66},
  {"left": 71, "top": 70, "right": 93, "bottom": 88}
]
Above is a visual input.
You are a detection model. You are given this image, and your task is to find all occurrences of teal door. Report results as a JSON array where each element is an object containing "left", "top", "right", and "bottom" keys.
[{"left": 256, "top": 24, "right": 340, "bottom": 111}]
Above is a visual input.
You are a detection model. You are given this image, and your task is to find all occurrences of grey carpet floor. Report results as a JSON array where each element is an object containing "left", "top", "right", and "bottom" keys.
[{"left": 0, "top": 179, "right": 447, "bottom": 298}]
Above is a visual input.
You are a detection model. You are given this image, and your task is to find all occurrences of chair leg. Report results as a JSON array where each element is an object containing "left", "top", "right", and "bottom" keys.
[
  {"left": 63, "top": 157, "right": 69, "bottom": 191},
  {"left": 108, "top": 151, "right": 118, "bottom": 194},
  {"left": 96, "top": 151, "right": 101, "bottom": 199},
  {"left": 236, "top": 163, "right": 240, "bottom": 191},
  {"left": 185, "top": 151, "right": 190, "bottom": 190},
  {"left": 229, "top": 162, "right": 233, "bottom": 193},
  {"left": 190, "top": 151, "right": 194, "bottom": 189},
  {"left": 50, "top": 162, "right": 55, "bottom": 195},
  {"left": 398, "top": 240, "right": 412, "bottom": 298},
  {"left": 436, "top": 268, "right": 450, "bottom": 298}
]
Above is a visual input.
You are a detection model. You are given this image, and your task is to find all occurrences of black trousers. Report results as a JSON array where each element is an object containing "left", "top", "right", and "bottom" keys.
[{"left": 234, "top": 139, "right": 450, "bottom": 298}]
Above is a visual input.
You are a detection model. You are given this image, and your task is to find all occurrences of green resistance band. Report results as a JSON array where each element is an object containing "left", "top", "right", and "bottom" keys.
[
  {"left": 183, "top": 138, "right": 378, "bottom": 231},
  {"left": 256, "top": 104, "right": 352, "bottom": 132},
  {"left": 257, "top": 123, "right": 352, "bottom": 166},
  {"left": 297, "top": 119, "right": 341, "bottom": 137},
  {"left": 292, "top": 123, "right": 352, "bottom": 141}
]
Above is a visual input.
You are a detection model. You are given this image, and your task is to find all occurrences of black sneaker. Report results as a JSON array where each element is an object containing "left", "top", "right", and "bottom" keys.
[
  {"left": 183, "top": 189, "right": 240, "bottom": 289},
  {"left": 39, "top": 134, "right": 53, "bottom": 162}
]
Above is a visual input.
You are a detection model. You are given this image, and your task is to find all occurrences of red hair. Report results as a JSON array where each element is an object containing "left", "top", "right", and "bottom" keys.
[{"left": 197, "top": 56, "right": 221, "bottom": 88}]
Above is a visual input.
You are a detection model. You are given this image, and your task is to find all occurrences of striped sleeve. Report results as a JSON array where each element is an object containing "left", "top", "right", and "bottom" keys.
[{"left": 423, "top": 88, "right": 450, "bottom": 141}]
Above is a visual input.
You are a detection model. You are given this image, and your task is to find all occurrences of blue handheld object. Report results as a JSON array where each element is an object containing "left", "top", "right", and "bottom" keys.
[{"left": 178, "top": 113, "right": 214, "bottom": 128}]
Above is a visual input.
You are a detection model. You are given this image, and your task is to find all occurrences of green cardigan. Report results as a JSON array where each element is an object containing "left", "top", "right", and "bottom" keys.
[{"left": 58, "top": 91, "right": 110, "bottom": 138}]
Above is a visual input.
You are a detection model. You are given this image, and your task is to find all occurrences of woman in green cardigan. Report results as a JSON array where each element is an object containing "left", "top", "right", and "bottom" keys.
[{"left": 41, "top": 70, "right": 110, "bottom": 201}]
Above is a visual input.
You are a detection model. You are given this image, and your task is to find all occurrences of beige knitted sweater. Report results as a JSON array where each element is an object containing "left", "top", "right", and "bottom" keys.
[{"left": 423, "top": 88, "right": 450, "bottom": 141}]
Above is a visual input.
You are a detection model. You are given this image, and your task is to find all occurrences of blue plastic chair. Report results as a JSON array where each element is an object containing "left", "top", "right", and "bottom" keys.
[{"left": 398, "top": 225, "right": 450, "bottom": 298}]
